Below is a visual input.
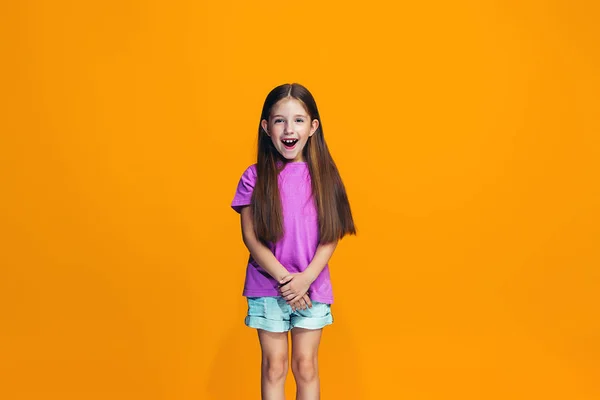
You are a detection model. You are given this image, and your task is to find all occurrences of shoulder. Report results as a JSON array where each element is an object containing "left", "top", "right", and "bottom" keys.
[
  {"left": 232, "top": 164, "right": 258, "bottom": 210},
  {"left": 237, "top": 163, "right": 258, "bottom": 187},
  {"left": 241, "top": 163, "right": 257, "bottom": 179},
  {"left": 244, "top": 163, "right": 257, "bottom": 175}
]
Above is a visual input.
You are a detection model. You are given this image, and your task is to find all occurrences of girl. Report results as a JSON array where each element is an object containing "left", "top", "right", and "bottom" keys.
[{"left": 231, "top": 83, "right": 356, "bottom": 400}]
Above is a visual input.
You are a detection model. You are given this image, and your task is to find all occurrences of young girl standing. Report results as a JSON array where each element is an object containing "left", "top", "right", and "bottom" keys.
[{"left": 231, "top": 83, "right": 356, "bottom": 400}]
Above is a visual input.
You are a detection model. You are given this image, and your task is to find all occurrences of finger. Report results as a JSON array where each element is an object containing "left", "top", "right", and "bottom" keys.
[
  {"left": 290, "top": 301, "right": 299, "bottom": 312},
  {"left": 279, "top": 284, "right": 292, "bottom": 293},
  {"left": 288, "top": 294, "right": 301, "bottom": 304},
  {"left": 299, "top": 298, "right": 307, "bottom": 310},
  {"left": 279, "top": 275, "right": 294, "bottom": 285},
  {"left": 287, "top": 292, "right": 302, "bottom": 304},
  {"left": 302, "top": 294, "right": 312, "bottom": 309},
  {"left": 303, "top": 294, "right": 312, "bottom": 308},
  {"left": 285, "top": 293, "right": 296, "bottom": 301}
]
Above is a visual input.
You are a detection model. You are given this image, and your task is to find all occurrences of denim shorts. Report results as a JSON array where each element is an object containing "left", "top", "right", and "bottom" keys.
[{"left": 245, "top": 296, "right": 333, "bottom": 333}]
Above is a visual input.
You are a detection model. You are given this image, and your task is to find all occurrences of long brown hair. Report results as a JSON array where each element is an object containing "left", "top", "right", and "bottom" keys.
[{"left": 251, "top": 83, "right": 356, "bottom": 244}]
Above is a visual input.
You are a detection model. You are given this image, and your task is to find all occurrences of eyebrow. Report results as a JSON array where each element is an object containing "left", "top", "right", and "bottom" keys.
[{"left": 271, "top": 114, "right": 308, "bottom": 118}]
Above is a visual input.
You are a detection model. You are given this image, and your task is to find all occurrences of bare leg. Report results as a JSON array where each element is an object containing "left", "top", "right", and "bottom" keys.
[
  {"left": 291, "top": 327, "right": 323, "bottom": 400},
  {"left": 257, "top": 329, "right": 289, "bottom": 400}
]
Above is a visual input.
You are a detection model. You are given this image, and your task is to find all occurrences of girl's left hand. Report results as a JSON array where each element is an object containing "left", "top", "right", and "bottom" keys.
[{"left": 278, "top": 273, "right": 311, "bottom": 305}]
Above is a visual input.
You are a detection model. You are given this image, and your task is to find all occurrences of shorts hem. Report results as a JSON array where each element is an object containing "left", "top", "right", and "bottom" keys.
[
  {"left": 291, "top": 314, "right": 334, "bottom": 330},
  {"left": 245, "top": 316, "right": 290, "bottom": 333}
]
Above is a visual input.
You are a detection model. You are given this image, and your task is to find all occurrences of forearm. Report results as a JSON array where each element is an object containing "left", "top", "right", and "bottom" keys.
[
  {"left": 240, "top": 206, "right": 289, "bottom": 282},
  {"left": 303, "top": 241, "right": 338, "bottom": 284},
  {"left": 242, "top": 235, "right": 289, "bottom": 282}
]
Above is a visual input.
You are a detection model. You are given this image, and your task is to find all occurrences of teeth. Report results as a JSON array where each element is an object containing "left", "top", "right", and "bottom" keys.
[{"left": 283, "top": 139, "right": 298, "bottom": 145}]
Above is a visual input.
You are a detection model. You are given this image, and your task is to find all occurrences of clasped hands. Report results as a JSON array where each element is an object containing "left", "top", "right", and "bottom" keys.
[{"left": 278, "top": 272, "right": 313, "bottom": 312}]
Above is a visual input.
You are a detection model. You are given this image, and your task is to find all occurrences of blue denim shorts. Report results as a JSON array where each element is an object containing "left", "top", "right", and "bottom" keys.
[{"left": 245, "top": 296, "right": 333, "bottom": 333}]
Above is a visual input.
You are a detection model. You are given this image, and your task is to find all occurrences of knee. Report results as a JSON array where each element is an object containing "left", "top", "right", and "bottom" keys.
[
  {"left": 263, "top": 355, "right": 288, "bottom": 383},
  {"left": 291, "top": 355, "right": 318, "bottom": 383}
]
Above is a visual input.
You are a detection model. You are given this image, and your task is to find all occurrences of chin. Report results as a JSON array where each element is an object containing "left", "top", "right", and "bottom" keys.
[
  {"left": 278, "top": 151, "right": 298, "bottom": 160},
  {"left": 276, "top": 146, "right": 305, "bottom": 161}
]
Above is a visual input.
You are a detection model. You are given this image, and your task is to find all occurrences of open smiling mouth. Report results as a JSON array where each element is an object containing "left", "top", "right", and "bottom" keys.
[{"left": 282, "top": 139, "right": 299, "bottom": 149}]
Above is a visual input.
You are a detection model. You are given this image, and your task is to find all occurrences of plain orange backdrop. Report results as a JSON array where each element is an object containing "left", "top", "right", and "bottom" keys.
[{"left": 1, "top": 1, "right": 599, "bottom": 399}]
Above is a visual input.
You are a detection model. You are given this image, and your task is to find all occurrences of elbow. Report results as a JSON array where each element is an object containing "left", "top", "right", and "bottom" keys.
[
  {"left": 241, "top": 233, "right": 250, "bottom": 248},
  {"left": 241, "top": 231, "right": 250, "bottom": 247},
  {"left": 242, "top": 231, "right": 267, "bottom": 254},
  {"left": 241, "top": 230, "right": 256, "bottom": 250}
]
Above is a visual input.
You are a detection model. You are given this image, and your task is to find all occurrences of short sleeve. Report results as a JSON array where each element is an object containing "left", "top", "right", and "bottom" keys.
[{"left": 231, "top": 164, "right": 257, "bottom": 213}]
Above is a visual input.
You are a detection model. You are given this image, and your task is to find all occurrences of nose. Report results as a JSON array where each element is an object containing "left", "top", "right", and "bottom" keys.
[{"left": 284, "top": 121, "right": 294, "bottom": 135}]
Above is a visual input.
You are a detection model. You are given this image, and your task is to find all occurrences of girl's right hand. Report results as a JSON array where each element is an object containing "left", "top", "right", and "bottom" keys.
[{"left": 290, "top": 293, "right": 312, "bottom": 312}]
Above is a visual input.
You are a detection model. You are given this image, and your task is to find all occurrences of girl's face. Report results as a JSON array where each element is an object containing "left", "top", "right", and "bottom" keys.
[{"left": 261, "top": 97, "right": 319, "bottom": 162}]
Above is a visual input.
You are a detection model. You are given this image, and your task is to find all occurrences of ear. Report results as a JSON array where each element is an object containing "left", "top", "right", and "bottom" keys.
[
  {"left": 261, "top": 119, "right": 270, "bottom": 136},
  {"left": 309, "top": 119, "right": 319, "bottom": 137}
]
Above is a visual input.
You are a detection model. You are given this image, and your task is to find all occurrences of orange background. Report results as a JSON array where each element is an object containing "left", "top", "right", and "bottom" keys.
[{"left": 1, "top": 1, "right": 599, "bottom": 399}]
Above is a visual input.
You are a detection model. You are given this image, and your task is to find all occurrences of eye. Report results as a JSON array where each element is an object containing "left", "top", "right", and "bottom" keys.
[
  {"left": 274, "top": 118, "right": 284, "bottom": 123},
  {"left": 295, "top": 118, "right": 304, "bottom": 123}
]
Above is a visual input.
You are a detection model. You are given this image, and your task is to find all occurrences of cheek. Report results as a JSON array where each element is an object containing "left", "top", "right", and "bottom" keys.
[
  {"left": 269, "top": 125, "right": 283, "bottom": 137},
  {"left": 269, "top": 134, "right": 280, "bottom": 146}
]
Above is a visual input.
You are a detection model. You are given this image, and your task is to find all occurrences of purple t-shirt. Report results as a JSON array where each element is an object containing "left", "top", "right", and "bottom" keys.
[{"left": 231, "top": 161, "right": 334, "bottom": 304}]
